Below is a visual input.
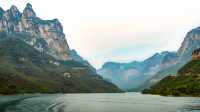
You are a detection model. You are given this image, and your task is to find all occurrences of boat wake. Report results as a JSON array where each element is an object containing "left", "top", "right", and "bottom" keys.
[
  {"left": 47, "top": 101, "right": 67, "bottom": 112},
  {"left": 0, "top": 96, "right": 38, "bottom": 112}
]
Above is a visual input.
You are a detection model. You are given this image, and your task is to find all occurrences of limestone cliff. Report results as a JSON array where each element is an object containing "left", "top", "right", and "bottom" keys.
[{"left": 0, "top": 3, "right": 70, "bottom": 60}]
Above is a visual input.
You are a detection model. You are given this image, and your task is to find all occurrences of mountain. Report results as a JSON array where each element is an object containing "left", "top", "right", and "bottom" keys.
[
  {"left": 142, "top": 56, "right": 200, "bottom": 96},
  {"left": 0, "top": 4, "right": 122, "bottom": 94},
  {"left": 98, "top": 26, "right": 200, "bottom": 91},
  {"left": 140, "top": 27, "right": 200, "bottom": 90},
  {"left": 98, "top": 51, "right": 177, "bottom": 90},
  {"left": 0, "top": 3, "right": 95, "bottom": 70},
  {"left": 0, "top": 4, "right": 70, "bottom": 60},
  {"left": 69, "top": 49, "right": 96, "bottom": 72}
]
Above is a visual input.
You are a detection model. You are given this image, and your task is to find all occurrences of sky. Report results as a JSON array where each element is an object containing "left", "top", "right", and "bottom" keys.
[{"left": 1, "top": 0, "right": 200, "bottom": 68}]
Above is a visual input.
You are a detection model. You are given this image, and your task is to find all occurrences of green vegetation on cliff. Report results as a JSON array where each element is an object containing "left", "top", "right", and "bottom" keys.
[
  {"left": 142, "top": 60, "right": 200, "bottom": 96},
  {"left": 0, "top": 33, "right": 122, "bottom": 94}
]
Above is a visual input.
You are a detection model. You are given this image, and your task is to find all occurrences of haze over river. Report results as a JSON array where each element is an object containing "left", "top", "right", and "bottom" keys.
[{"left": 0, "top": 92, "right": 199, "bottom": 112}]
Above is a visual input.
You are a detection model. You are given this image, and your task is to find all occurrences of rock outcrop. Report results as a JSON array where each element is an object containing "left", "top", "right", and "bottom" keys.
[
  {"left": 0, "top": 3, "right": 70, "bottom": 60},
  {"left": 177, "top": 27, "right": 200, "bottom": 63},
  {"left": 192, "top": 48, "right": 200, "bottom": 60}
]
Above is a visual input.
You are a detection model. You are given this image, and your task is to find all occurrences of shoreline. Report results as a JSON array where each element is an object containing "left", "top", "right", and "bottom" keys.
[{"left": 142, "top": 92, "right": 200, "bottom": 97}]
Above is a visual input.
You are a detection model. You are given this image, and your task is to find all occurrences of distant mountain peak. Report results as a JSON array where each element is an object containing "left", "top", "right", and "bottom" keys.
[
  {"left": 9, "top": 5, "right": 21, "bottom": 20},
  {"left": 161, "top": 51, "right": 172, "bottom": 55},
  {"left": 10, "top": 5, "right": 18, "bottom": 11},
  {"left": 23, "top": 3, "right": 36, "bottom": 18},
  {"left": 26, "top": 3, "right": 33, "bottom": 8}
]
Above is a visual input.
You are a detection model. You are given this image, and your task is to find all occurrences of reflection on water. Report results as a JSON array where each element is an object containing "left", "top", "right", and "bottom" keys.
[{"left": 0, "top": 92, "right": 199, "bottom": 112}]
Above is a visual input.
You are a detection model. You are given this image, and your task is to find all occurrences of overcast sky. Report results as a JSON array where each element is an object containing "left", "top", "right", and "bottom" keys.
[{"left": 1, "top": 0, "right": 200, "bottom": 68}]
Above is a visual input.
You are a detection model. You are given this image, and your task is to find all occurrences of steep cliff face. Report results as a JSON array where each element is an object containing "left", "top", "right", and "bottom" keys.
[
  {"left": 0, "top": 3, "right": 70, "bottom": 60},
  {"left": 177, "top": 27, "right": 200, "bottom": 62}
]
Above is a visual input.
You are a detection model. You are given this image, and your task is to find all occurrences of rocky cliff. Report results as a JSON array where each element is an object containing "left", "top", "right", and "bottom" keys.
[
  {"left": 0, "top": 3, "right": 70, "bottom": 60},
  {"left": 192, "top": 48, "right": 200, "bottom": 60}
]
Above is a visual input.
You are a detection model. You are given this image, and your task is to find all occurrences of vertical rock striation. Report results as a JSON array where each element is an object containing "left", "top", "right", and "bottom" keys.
[{"left": 0, "top": 3, "right": 70, "bottom": 60}]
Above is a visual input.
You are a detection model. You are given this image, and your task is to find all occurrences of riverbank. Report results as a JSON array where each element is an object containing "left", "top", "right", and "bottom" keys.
[{"left": 142, "top": 74, "right": 200, "bottom": 97}]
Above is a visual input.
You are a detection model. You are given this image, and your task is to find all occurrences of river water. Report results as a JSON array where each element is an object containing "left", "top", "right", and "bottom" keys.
[{"left": 0, "top": 92, "right": 199, "bottom": 112}]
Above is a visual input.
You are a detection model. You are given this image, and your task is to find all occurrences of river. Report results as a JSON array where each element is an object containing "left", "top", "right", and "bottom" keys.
[{"left": 0, "top": 92, "right": 199, "bottom": 112}]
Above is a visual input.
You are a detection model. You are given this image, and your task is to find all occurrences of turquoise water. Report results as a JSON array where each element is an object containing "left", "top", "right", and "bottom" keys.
[{"left": 0, "top": 92, "right": 199, "bottom": 112}]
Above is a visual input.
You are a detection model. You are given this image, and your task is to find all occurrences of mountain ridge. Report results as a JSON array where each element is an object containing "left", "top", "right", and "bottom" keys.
[
  {"left": 98, "top": 51, "right": 177, "bottom": 89},
  {"left": 98, "top": 26, "right": 200, "bottom": 91}
]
